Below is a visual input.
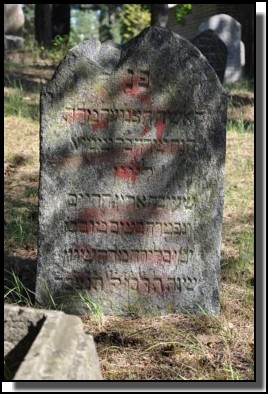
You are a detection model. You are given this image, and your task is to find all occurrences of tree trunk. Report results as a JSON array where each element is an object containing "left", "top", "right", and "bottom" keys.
[
  {"left": 99, "top": 6, "right": 113, "bottom": 42},
  {"left": 52, "top": 4, "right": 70, "bottom": 40},
  {"left": 239, "top": 4, "right": 254, "bottom": 79},
  {"left": 151, "top": 4, "right": 169, "bottom": 28},
  {"left": 35, "top": 4, "right": 53, "bottom": 48}
]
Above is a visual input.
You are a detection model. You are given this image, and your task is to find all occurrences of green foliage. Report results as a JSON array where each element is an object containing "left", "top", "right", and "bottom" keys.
[
  {"left": 109, "top": 17, "right": 122, "bottom": 44},
  {"left": 71, "top": 9, "right": 99, "bottom": 42},
  {"left": 119, "top": 4, "right": 150, "bottom": 42},
  {"left": 227, "top": 118, "right": 254, "bottom": 133},
  {"left": 174, "top": 4, "right": 192, "bottom": 24},
  {"left": 224, "top": 79, "right": 254, "bottom": 94},
  {"left": 22, "top": 7, "right": 100, "bottom": 62},
  {"left": 23, "top": 4, "right": 35, "bottom": 35},
  {"left": 74, "top": 289, "right": 103, "bottom": 316},
  {"left": 52, "top": 34, "right": 69, "bottom": 54}
]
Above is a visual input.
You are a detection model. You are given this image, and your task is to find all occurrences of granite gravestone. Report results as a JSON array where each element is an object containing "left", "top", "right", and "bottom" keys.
[
  {"left": 36, "top": 27, "right": 227, "bottom": 315},
  {"left": 192, "top": 30, "right": 227, "bottom": 83},
  {"left": 199, "top": 14, "right": 242, "bottom": 83}
]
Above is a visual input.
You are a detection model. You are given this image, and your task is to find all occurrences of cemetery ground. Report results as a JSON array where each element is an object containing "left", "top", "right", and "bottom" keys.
[{"left": 4, "top": 52, "right": 254, "bottom": 381}]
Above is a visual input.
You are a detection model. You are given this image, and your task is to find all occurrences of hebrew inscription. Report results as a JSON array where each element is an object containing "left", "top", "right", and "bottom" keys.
[{"left": 36, "top": 28, "right": 227, "bottom": 315}]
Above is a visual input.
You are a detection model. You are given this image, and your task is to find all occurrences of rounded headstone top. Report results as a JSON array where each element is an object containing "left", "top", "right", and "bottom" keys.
[
  {"left": 46, "top": 27, "right": 225, "bottom": 108},
  {"left": 192, "top": 30, "right": 227, "bottom": 83},
  {"left": 199, "top": 13, "right": 241, "bottom": 44}
]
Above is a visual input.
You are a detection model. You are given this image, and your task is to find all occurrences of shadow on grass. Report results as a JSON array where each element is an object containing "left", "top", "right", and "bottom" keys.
[
  {"left": 4, "top": 59, "right": 56, "bottom": 94},
  {"left": 4, "top": 192, "right": 38, "bottom": 246},
  {"left": 4, "top": 254, "right": 37, "bottom": 305},
  {"left": 228, "top": 93, "right": 254, "bottom": 107},
  {"left": 221, "top": 256, "right": 254, "bottom": 287},
  {"left": 94, "top": 331, "right": 144, "bottom": 347}
]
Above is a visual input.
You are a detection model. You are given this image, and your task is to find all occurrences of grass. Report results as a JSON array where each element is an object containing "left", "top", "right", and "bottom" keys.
[
  {"left": 4, "top": 269, "right": 104, "bottom": 323},
  {"left": 224, "top": 79, "right": 254, "bottom": 94},
  {"left": 226, "top": 82, "right": 254, "bottom": 135},
  {"left": 73, "top": 289, "right": 103, "bottom": 328},
  {"left": 4, "top": 53, "right": 254, "bottom": 381},
  {"left": 227, "top": 118, "right": 254, "bottom": 134},
  {"left": 4, "top": 79, "right": 39, "bottom": 121},
  {"left": 4, "top": 269, "right": 35, "bottom": 307},
  {"left": 82, "top": 301, "right": 253, "bottom": 380},
  {"left": 4, "top": 82, "right": 39, "bottom": 253}
]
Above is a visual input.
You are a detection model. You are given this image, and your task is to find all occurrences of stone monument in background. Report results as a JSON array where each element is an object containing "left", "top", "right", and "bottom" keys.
[
  {"left": 192, "top": 30, "right": 227, "bottom": 83},
  {"left": 35, "top": 27, "right": 227, "bottom": 315},
  {"left": 199, "top": 14, "right": 242, "bottom": 83}
]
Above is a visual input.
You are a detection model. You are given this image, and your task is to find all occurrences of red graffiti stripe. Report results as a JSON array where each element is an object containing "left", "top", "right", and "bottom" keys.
[
  {"left": 138, "top": 93, "right": 152, "bottom": 106},
  {"left": 155, "top": 119, "right": 165, "bottom": 140},
  {"left": 114, "top": 159, "right": 140, "bottom": 184},
  {"left": 76, "top": 206, "right": 177, "bottom": 222},
  {"left": 92, "top": 119, "right": 109, "bottom": 132}
]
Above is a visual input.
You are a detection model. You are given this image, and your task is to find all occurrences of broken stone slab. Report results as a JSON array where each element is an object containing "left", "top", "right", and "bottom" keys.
[{"left": 4, "top": 304, "right": 102, "bottom": 380}]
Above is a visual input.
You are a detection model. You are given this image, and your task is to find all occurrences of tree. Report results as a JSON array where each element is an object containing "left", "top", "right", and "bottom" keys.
[
  {"left": 35, "top": 4, "right": 71, "bottom": 48},
  {"left": 119, "top": 4, "right": 150, "bottom": 42},
  {"left": 239, "top": 4, "right": 254, "bottom": 79},
  {"left": 52, "top": 4, "right": 70, "bottom": 40},
  {"left": 98, "top": 4, "right": 114, "bottom": 42},
  {"left": 173, "top": 4, "right": 192, "bottom": 24},
  {"left": 35, "top": 4, "right": 53, "bottom": 48},
  {"left": 151, "top": 4, "right": 169, "bottom": 28}
]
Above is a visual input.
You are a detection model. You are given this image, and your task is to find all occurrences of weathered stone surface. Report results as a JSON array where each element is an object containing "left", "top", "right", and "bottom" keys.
[
  {"left": 199, "top": 14, "right": 242, "bottom": 83},
  {"left": 36, "top": 27, "right": 227, "bottom": 316},
  {"left": 192, "top": 30, "right": 227, "bottom": 83},
  {"left": 4, "top": 304, "right": 102, "bottom": 380}
]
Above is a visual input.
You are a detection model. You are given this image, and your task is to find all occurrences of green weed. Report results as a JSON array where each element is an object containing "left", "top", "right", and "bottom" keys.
[
  {"left": 4, "top": 269, "right": 35, "bottom": 307},
  {"left": 74, "top": 289, "right": 103, "bottom": 327},
  {"left": 224, "top": 79, "right": 254, "bottom": 94},
  {"left": 5, "top": 212, "right": 36, "bottom": 248},
  {"left": 41, "top": 283, "right": 69, "bottom": 312},
  {"left": 227, "top": 118, "right": 254, "bottom": 133}
]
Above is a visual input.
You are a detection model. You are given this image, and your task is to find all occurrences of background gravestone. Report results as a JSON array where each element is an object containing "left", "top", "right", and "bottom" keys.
[
  {"left": 4, "top": 4, "right": 25, "bottom": 35},
  {"left": 192, "top": 30, "right": 227, "bottom": 83},
  {"left": 35, "top": 27, "right": 227, "bottom": 315},
  {"left": 4, "top": 4, "right": 25, "bottom": 56},
  {"left": 199, "top": 13, "right": 242, "bottom": 83}
]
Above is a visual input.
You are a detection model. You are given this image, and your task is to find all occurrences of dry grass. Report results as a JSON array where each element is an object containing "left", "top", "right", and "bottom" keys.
[
  {"left": 4, "top": 115, "right": 39, "bottom": 252},
  {"left": 81, "top": 281, "right": 254, "bottom": 380},
  {"left": 4, "top": 54, "right": 254, "bottom": 381}
]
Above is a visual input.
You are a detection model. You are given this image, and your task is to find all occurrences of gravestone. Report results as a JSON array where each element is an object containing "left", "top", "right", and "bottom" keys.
[
  {"left": 4, "top": 4, "right": 25, "bottom": 35},
  {"left": 199, "top": 14, "right": 242, "bottom": 83},
  {"left": 192, "top": 30, "right": 227, "bottom": 83},
  {"left": 35, "top": 27, "right": 227, "bottom": 315}
]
